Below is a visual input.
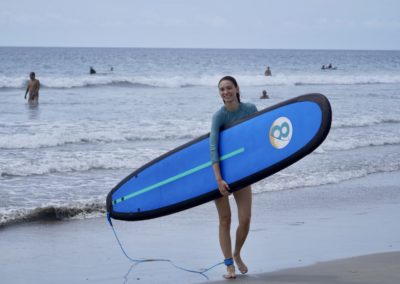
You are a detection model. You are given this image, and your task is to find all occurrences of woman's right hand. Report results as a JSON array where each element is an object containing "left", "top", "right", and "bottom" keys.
[{"left": 217, "top": 179, "right": 231, "bottom": 196}]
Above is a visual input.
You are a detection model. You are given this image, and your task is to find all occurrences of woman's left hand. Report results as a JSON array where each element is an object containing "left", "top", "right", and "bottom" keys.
[{"left": 217, "top": 179, "right": 231, "bottom": 196}]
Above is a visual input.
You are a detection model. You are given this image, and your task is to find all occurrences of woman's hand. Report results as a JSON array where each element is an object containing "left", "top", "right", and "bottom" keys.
[
  {"left": 212, "top": 163, "right": 230, "bottom": 196},
  {"left": 217, "top": 179, "right": 231, "bottom": 196}
]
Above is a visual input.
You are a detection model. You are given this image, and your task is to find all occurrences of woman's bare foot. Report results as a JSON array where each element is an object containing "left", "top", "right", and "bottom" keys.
[
  {"left": 223, "top": 265, "right": 236, "bottom": 279},
  {"left": 233, "top": 255, "right": 248, "bottom": 274}
]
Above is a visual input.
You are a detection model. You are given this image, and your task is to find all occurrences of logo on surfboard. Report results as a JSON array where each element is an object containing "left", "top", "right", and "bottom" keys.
[{"left": 269, "top": 117, "right": 292, "bottom": 149}]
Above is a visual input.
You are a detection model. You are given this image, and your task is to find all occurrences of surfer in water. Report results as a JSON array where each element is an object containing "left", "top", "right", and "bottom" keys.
[
  {"left": 260, "top": 90, "right": 269, "bottom": 99},
  {"left": 264, "top": 66, "right": 272, "bottom": 76},
  {"left": 24, "top": 72, "right": 40, "bottom": 105},
  {"left": 210, "top": 76, "right": 257, "bottom": 279}
]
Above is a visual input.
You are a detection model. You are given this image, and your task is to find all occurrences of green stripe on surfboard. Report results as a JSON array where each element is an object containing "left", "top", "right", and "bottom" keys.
[{"left": 112, "top": 147, "right": 245, "bottom": 205}]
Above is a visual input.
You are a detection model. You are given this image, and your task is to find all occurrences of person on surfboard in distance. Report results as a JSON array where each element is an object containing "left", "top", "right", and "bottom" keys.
[{"left": 210, "top": 76, "right": 258, "bottom": 279}]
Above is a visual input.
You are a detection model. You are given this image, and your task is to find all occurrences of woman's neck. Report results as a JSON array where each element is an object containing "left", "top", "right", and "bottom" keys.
[{"left": 225, "top": 100, "right": 240, "bottom": 112}]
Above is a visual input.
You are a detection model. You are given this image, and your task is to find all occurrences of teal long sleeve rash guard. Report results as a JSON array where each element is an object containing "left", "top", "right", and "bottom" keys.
[{"left": 210, "top": 102, "right": 258, "bottom": 164}]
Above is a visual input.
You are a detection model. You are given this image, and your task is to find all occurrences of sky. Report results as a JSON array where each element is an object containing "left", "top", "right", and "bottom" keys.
[{"left": 1, "top": 0, "right": 400, "bottom": 50}]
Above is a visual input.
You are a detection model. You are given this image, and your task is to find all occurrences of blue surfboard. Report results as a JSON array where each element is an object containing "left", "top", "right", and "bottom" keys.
[{"left": 107, "top": 93, "right": 332, "bottom": 221}]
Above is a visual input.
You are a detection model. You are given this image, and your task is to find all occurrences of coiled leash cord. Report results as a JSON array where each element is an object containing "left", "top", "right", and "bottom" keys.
[{"left": 107, "top": 213, "right": 223, "bottom": 280}]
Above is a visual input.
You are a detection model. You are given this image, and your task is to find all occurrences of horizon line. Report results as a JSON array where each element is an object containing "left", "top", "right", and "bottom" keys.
[{"left": 0, "top": 45, "right": 399, "bottom": 52}]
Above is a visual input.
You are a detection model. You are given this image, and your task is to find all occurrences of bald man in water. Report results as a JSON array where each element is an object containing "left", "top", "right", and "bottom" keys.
[{"left": 24, "top": 72, "right": 40, "bottom": 104}]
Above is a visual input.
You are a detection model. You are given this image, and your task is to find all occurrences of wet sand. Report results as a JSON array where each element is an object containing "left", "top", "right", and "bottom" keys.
[{"left": 1, "top": 171, "right": 399, "bottom": 283}]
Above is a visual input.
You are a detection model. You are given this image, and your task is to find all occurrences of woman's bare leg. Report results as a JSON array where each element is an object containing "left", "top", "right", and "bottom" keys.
[
  {"left": 233, "top": 185, "right": 252, "bottom": 274},
  {"left": 215, "top": 196, "right": 235, "bottom": 278}
]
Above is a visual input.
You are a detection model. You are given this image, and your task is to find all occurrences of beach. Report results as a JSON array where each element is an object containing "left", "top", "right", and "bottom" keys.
[
  {"left": 1, "top": 47, "right": 400, "bottom": 283},
  {"left": 1, "top": 170, "right": 399, "bottom": 283}
]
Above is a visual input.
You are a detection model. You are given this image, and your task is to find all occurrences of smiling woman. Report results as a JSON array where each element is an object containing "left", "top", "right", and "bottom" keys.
[{"left": 210, "top": 76, "right": 258, "bottom": 279}]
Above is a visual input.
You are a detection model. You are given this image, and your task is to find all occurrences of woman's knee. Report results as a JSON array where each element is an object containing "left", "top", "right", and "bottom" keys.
[
  {"left": 219, "top": 214, "right": 232, "bottom": 227},
  {"left": 239, "top": 214, "right": 251, "bottom": 229}
]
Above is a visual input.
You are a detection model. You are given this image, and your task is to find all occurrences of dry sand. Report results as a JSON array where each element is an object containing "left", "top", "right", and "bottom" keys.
[{"left": 206, "top": 252, "right": 400, "bottom": 284}]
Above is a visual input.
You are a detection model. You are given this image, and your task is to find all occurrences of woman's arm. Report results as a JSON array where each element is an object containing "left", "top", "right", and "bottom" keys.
[{"left": 210, "top": 112, "right": 231, "bottom": 196}]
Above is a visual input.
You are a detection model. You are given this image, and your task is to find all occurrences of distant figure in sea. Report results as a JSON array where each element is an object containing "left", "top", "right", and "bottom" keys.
[
  {"left": 322, "top": 64, "right": 337, "bottom": 70},
  {"left": 260, "top": 90, "right": 269, "bottom": 99},
  {"left": 264, "top": 66, "right": 272, "bottom": 76},
  {"left": 90, "top": 66, "right": 96, "bottom": 74},
  {"left": 110, "top": 66, "right": 114, "bottom": 71},
  {"left": 24, "top": 72, "right": 40, "bottom": 105}
]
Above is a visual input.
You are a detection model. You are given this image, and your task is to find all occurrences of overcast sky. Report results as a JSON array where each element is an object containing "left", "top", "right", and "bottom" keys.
[{"left": 1, "top": 0, "right": 399, "bottom": 50}]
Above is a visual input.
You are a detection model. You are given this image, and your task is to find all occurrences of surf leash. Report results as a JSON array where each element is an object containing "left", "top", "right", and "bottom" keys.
[{"left": 107, "top": 213, "right": 223, "bottom": 280}]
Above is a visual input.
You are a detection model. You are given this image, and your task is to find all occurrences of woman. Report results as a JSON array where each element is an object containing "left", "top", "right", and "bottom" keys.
[{"left": 210, "top": 76, "right": 257, "bottom": 279}]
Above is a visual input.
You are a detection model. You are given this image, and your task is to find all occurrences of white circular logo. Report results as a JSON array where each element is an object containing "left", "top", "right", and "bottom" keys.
[{"left": 269, "top": 117, "right": 292, "bottom": 149}]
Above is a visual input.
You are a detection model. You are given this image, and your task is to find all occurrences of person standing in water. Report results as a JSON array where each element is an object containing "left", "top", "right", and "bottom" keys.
[
  {"left": 260, "top": 90, "right": 269, "bottom": 99},
  {"left": 210, "top": 76, "right": 257, "bottom": 279},
  {"left": 24, "top": 72, "right": 40, "bottom": 105},
  {"left": 264, "top": 66, "right": 272, "bottom": 76}
]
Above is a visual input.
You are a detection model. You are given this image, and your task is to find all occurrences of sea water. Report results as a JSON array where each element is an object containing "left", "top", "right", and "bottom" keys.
[{"left": 0, "top": 47, "right": 399, "bottom": 226}]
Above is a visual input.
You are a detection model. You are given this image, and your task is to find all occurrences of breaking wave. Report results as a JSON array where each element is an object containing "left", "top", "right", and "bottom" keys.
[
  {"left": 0, "top": 201, "right": 106, "bottom": 228},
  {"left": 2, "top": 73, "right": 400, "bottom": 90}
]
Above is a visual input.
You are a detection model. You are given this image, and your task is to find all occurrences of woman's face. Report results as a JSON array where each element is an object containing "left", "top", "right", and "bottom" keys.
[{"left": 219, "top": 80, "right": 239, "bottom": 104}]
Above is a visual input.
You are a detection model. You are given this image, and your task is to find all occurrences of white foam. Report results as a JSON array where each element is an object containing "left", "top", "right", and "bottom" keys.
[
  {"left": 320, "top": 127, "right": 400, "bottom": 152},
  {"left": 0, "top": 120, "right": 206, "bottom": 150},
  {"left": 332, "top": 116, "right": 400, "bottom": 129},
  {"left": 2, "top": 73, "right": 400, "bottom": 89},
  {"left": 253, "top": 160, "right": 400, "bottom": 194},
  {"left": 0, "top": 75, "right": 27, "bottom": 89},
  {"left": 0, "top": 147, "right": 163, "bottom": 177}
]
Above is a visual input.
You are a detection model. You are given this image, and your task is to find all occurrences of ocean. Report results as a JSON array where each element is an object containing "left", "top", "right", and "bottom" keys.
[{"left": 1, "top": 47, "right": 399, "bottom": 227}]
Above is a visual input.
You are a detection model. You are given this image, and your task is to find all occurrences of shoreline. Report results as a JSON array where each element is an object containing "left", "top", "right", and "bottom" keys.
[{"left": 1, "top": 170, "right": 399, "bottom": 283}]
